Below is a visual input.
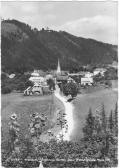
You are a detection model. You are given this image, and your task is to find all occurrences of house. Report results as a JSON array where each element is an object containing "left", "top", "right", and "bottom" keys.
[
  {"left": 31, "top": 70, "right": 40, "bottom": 77},
  {"left": 81, "top": 77, "right": 93, "bottom": 86},
  {"left": 29, "top": 70, "right": 46, "bottom": 85},
  {"left": 67, "top": 77, "right": 76, "bottom": 83},
  {"left": 24, "top": 84, "right": 43, "bottom": 96},
  {"left": 32, "top": 83, "right": 43, "bottom": 95},
  {"left": 93, "top": 68, "right": 107, "bottom": 76},
  {"left": 84, "top": 72, "right": 93, "bottom": 78},
  {"left": 29, "top": 76, "right": 45, "bottom": 84},
  {"left": 56, "top": 75, "right": 68, "bottom": 83}
]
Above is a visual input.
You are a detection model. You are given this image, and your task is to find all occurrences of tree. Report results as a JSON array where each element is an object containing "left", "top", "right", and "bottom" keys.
[
  {"left": 82, "top": 108, "right": 95, "bottom": 140},
  {"left": 2, "top": 86, "right": 12, "bottom": 94},
  {"left": 108, "top": 110, "right": 114, "bottom": 133},
  {"left": 101, "top": 104, "right": 107, "bottom": 133},
  {"left": 25, "top": 80, "right": 34, "bottom": 88},
  {"left": 63, "top": 82, "right": 78, "bottom": 98},
  {"left": 16, "top": 82, "right": 25, "bottom": 91},
  {"left": 47, "top": 78, "right": 55, "bottom": 90},
  {"left": 114, "top": 102, "right": 118, "bottom": 137}
]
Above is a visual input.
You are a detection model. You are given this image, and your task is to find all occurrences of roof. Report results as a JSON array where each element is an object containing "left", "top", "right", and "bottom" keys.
[
  {"left": 94, "top": 68, "right": 106, "bottom": 71},
  {"left": 31, "top": 72, "right": 39, "bottom": 77},
  {"left": 56, "top": 75, "right": 68, "bottom": 81},
  {"left": 29, "top": 76, "right": 45, "bottom": 82}
]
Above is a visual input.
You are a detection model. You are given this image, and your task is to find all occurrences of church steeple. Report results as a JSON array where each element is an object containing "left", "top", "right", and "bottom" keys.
[{"left": 57, "top": 58, "right": 61, "bottom": 74}]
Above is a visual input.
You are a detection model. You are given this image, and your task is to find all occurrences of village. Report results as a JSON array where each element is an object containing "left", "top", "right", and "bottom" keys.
[
  {"left": 22, "top": 59, "right": 117, "bottom": 96},
  {"left": 1, "top": 1, "right": 118, "bottom": 167},
  {"left": 1, "top": 58, "right": 118, "bottom": 167}
]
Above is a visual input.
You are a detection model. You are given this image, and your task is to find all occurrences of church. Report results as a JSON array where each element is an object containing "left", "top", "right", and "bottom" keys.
[{"left": 56, "top": 59, "right": 61, "bottom": 74}]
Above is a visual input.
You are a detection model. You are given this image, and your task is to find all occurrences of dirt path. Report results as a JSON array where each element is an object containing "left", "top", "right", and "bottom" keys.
[{"left": 54, "top": 85, "right": 74, "bottom": 141}]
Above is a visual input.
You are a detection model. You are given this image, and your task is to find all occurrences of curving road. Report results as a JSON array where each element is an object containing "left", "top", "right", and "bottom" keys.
[{"left": 54, "top": 85, "right": 74, "bottom": 141}]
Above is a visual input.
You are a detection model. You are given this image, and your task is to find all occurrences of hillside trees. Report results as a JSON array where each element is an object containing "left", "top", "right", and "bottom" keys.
[
  {"left": 2, "top": 19, "right": 117, "bottom": 73},
  {"left": 1, "top": 74, "right": 31, "bottom": 94}
]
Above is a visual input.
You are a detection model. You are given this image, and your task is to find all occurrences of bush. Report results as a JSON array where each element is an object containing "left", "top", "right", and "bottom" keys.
[
  {"left": 2, "top": 86, "right": 12, "bottom": 94},
  {"left": 16, "top": 82, "right": 25, "bottom": 91},
  {"left": 25, "top": 80, "right": 34, "bottom": 88}
]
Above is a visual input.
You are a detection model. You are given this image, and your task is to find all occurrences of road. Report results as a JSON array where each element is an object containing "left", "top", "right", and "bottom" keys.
[{"left": 54, "top": 85, "right": 74, "bottom": 141}]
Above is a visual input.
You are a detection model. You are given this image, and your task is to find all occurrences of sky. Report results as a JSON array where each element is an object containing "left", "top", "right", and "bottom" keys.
[{"left": 1, "top": 1, "right": 118, "bottom": 44}]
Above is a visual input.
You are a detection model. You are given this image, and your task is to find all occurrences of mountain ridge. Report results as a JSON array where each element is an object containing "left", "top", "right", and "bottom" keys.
[{"left": 1, "top": 19, "right": 118, "bottom": 73}]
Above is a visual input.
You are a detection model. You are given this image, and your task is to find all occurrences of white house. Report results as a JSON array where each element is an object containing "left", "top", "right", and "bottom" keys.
[
  {"left": 29, "top": 70, "right": 46, "bottom": 85},
  {"left": 29, "top": 76, "right": 45, "bottom": 84},
  {"left": 32, "top": 83, "right": 43, "bottom": 95},
  {"left": 84, "top": 72, "right": 93, "bottom": 78},
  {"left": 93, "top": 68, "right": 106, "bottom": 76},
  {"left": 31, "top": 70, "right": 40, "bottom": 77},
  {"left": 81, "top": 77, "right": 93, "bottom": 86}
]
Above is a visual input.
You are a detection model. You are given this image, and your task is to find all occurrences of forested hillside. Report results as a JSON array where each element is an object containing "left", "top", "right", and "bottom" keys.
[{"left": 1, "top": 19, "right": 118, "bottom": 73}]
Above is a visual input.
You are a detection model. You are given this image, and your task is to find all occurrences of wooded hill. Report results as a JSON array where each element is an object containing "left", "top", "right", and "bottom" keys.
[{"left": 1, "top": 19, "right": 118, "bottom": 73}]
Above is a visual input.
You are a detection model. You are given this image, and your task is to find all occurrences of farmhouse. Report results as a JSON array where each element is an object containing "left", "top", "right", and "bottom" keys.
[
  {"left": 31, "top": 70, "right": 40, "bottom": 77},
  {"left": 81, "top": 77, "right": 93, "bottom": 86},
  {"left": 93, "top": 68, "right": 107, "bottom": 76},
  {"left": 29, "top": 76, "right": 45, "bottom": 84},
  {"left": 84, "top": 72, "right": 93, "bottom": 78},
  {"left": 32, "top": 83, "right": 43, "bottom": 95},
  {"left": 29, "top": 70, "right": 46, "bottom": 85}
]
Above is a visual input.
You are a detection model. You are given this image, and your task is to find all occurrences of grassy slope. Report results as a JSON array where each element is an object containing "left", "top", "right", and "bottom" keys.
[
  {"left": 71, "top": 87, "right": 118, "bottom": 141},
  {"left": 1, "top": 93, "right": 65, "bottom": 144},
  {"left": 1, "top": 83, "right": 118, "bottom": 143}
]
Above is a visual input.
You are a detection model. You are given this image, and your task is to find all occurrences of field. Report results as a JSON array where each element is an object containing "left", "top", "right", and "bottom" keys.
[
  {"left": 71, "top": 84, "right": 118, "bottom": 141},
  {"left": 1, "top": 80, "right": 118, "bottom": 145},
  {"left": 1, "top": 92, "right": 65, "bottom": 146}
]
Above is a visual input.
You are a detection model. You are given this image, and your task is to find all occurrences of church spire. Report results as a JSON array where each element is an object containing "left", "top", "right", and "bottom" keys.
[{"left": 57, "top": 58, "right": 61, "bottom": 74}]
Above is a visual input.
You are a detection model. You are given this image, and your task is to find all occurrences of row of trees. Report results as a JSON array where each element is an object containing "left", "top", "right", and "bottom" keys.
[{"left": 82, "top": 103, "right": 118, "bottom": 161}]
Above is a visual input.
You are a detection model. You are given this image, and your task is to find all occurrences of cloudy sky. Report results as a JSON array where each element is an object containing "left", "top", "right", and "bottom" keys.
[{"left": 1, "top": 1, "right": 118, "bottom": 44}]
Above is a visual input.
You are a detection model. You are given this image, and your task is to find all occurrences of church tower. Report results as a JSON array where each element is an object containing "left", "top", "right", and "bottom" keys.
[{"left": 57, "top": 58, "right": 61, "bottom": 74}]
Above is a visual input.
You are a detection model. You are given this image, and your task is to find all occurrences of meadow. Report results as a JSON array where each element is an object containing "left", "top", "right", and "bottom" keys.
[
  {"left": 1, "top": 81, "right": 118, "bottom": 145},
  {"left": 1, "top": 92, "right": 65, "bottom": 146},
  {"left": 71, "top": 86, "right": 118, "bottom": 141}
]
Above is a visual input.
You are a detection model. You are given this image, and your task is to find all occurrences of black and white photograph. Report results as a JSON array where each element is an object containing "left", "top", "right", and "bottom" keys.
[{"left": 1, "top": 1, "right": 118, "bottom": 167}]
